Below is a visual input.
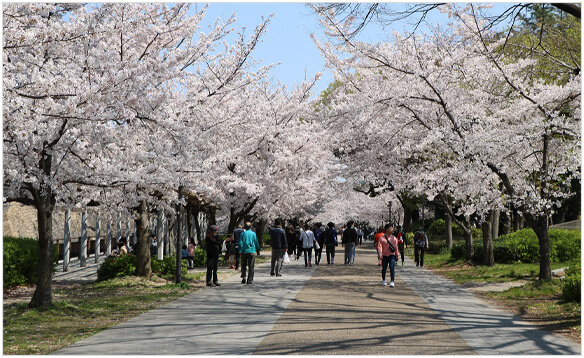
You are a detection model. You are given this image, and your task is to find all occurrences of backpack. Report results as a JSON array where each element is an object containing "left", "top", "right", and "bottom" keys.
[{"left": 414, "top": 231, "right": 426, "bottom": 247}]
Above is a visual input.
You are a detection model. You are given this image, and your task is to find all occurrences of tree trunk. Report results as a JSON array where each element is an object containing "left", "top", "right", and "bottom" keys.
[
  {"left": 445, "top": 213, "right": 453, "bottom": 250},
  {"left": 463, "top": 219, "right": 473, "bottom": 263},
  {"left": 482, "top": 211, "right": 494, "bottom": 266},
  {"left": 29, "top": 190, "right": 56, "bottom": 308},
  {"left": 403, "top": 205, "right": 412, "bottom": 232},
  {"left": 135, "top": 200, "right": 152, "bottom": 277},
  {"left": 255, "top": 219, "right": 266, "bottom": 248},
  {"left": 527, "top": 214, "right": 552, "bottom": 280},
  {"left": 491, "top": 209, "right": 500, "bottom": 239},
  {"left": 502, "top": 210, "right": 511, "bottom": 235}
]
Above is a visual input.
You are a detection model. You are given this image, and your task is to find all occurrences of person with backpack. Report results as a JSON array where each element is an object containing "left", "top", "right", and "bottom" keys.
[
  {"left": 413, "top": 226, "right": 429, "bottom": 267},
  {"left": 376, "top": 223, "right": 398, "bottom": 287},
  {"left": 324, "top": 222, "right": 338, "bottom": 265},
  {"left": 395, "top": 225, "right": 407, "bottom": 266},
  {"left": 374, "top": 226, "right": 385, "bottom": 266}
]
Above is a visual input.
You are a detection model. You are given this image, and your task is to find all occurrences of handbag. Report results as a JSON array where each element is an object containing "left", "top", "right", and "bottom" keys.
[
  {"left": 385, "top": 235, "right": 396, "bottom": 252},
  {"left": 313, "top": 240, "right": 320, "bottom": 250},
  {"left": 284, "top": 251, "right": 291, "bottom": 263}
]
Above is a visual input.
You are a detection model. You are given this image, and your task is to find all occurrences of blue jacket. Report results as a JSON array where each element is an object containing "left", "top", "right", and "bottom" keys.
[{"left": 239, "top": 229, "right": 261, "bottom": 254}]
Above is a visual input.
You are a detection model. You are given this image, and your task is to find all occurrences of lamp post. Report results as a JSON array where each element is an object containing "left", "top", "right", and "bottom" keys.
[{"left": 176, "top": 185, "right": 183, "bottom": 284}]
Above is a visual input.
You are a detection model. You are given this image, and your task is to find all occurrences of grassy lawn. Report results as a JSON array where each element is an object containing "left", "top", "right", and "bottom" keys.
[{"left": 420, "top": 251, "right": 581, "bottom": 344}]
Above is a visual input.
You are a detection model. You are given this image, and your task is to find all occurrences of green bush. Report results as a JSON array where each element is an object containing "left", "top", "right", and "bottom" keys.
[
  {"left": 427, "top": 219, "right": 445, "bottom": 236},
  {"left": 549, "top": 229, "right": 581, "bottom": 262},
  {"left": 151, "top": 255, "right": 187, "bottom": 277},
  {"left": 3, "top": 237, "right": 58, "bottom": 289},
  {"left": 193, "top": 247, "right": 206, "bottom": 266},
  {"left": 450, "top": 228, "right": 581, "bottom": 265},
  {"left": 562, "top": 261, "right": 581, "bottom": 302},
  {"left": 97, "top": 254, "right": 136, "bottom": 281}
]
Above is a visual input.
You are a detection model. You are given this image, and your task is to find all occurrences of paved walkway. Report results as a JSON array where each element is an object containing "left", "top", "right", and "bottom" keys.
[{"left": 54, "top": 246, "right": 581, "bottom": 355}]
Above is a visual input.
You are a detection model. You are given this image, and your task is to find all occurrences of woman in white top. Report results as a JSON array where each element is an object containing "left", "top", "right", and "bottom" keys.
[{"left": 301, "top": 224, "right": 316, "bottom": 268}]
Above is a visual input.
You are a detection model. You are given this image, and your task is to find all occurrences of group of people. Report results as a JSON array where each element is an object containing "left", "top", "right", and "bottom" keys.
[{"left": 202, "top": 218, "right": 430, "bottom": 289}]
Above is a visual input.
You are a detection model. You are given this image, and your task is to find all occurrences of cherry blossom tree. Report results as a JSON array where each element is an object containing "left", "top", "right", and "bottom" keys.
[
  {"left": 312, "top": 4, "right": 580, "bottom": 277},
  {"left": 3, "top": 3, "right": 272, "bottom": 306}
]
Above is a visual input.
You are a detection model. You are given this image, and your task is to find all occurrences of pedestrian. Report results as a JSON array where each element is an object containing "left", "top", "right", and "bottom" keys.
[
  {"left": 396, "top": 225, "right": 407, "bottom": 266},
  {"left": 342, "top": 220, "right": 358, "bottom": 266},
  {"left": 300, "top": 223, "right": 317, "bottom": 268},
  {"left": 324, "top": 222, "right": 338, "bottom": 265},
  {"left": 377, "top": 223, "right": 398, "bottom": 287},
  {"left": 313, "top": 223, "right": 325, "bottom": 265},
  {"left": 285, "top": 224, "right": 296, "bottom": 258},
  {"left": 239, "top": 222, "right": 260, "bottom": 284},
  {"left": 205, "top": 225, "right": 222, "bottom": 287},
  {"left": 294, "top": 223, "right": 303, "bottom": 260},
  {"left": 269, "top": 219, "right": 288, "bottom": 277},
  {"left": 187, "top": 237, "right": 196, "bottom": 269},
  {"left": 374, "top": 226, "right": 384, "bottom": 266},
  {"left": 413, "top": 226, "right": 429, "bottom": 267},
  {"left": 232, "top": 224, "right": 244, "bottom": 270},
  {"left": 223, "top": 234, "right": 236, "bottom": 268}
]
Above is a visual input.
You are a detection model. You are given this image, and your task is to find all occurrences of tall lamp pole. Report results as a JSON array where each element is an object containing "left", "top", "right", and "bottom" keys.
[{"left": 176, "top": 185, "right": 183, "bottom": 284}]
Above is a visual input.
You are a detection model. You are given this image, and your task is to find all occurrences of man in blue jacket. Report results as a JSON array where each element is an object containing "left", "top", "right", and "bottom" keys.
[
  {"left": 269, "top": 219, "right": 288, "bottom": 277},
  {"left": 239, "top": 222, "right": 261, "bottom": 284}
]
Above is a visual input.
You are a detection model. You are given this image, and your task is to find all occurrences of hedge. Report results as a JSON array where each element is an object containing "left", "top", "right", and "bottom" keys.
[
  {"left": 97, "top": 253, "right": 191, "bottom": 282},
  {"left": 562, "top": 261, "right": 581, "bottom": 302},
  {"left": 450, "top": 228, "right": 581, "bottom": 264},
  {"left": 3, "top": 237, "right": 58, "bottom": 289}
]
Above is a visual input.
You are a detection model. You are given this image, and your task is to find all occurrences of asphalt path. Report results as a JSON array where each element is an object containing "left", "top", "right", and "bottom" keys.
[{"left": 54, "top": 245, "right": 581, "bottom": 355}]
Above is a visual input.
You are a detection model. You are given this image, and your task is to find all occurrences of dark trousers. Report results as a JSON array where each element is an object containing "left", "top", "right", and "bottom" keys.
[
  {"left": 415, "top": 246, "right": 426, "bottom": 267},
  {"left": 241, "top": 253, "right": 256, "bottom": 282},
  {"left": 398, "top": 244, "right": 405, "bottom": 263},
  {"left": 206, "top": 256, "right": 219, "bottom": 283},
  {"left": 234, "top": 246, "right": 240, "bottom": 269},
  {"left": 326, "top": 244, "right": 336, "bottom": 264},
  {"left": 314, "top": 247, "right": 323, "bottom": 265},
  {"left": 382, "top": 255, "right": 396, "bottom": 282},
  {"left": 303, "top": 247, "right": 313, "bottom": 266},
  {"left": 271, "top": 248, "right": 286, "bottom": 275}
]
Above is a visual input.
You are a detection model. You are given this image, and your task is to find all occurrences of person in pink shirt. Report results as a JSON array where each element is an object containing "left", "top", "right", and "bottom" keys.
[{"left": 376, "top": 223, "right": 398, "bottom": 287}]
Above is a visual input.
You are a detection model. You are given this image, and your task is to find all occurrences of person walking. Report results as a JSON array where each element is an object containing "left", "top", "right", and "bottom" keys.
[
  {"left": 232, "top": 224, "right": 244, "bottom": 270},
  {"left": 205, "top": 226, "right": 222, "bottom": 287},
  {"left": 313, "top": 223, "right": 325, "bottom": 265},
  {"left": 285, "top": 224, "right": 296, "bottom": 258},
  {"left": 269, "top": 219, "right": 288, "bottom": 277},
  {"left": 342, "top": 220, "right": 358, "bottom": 266},
  {"left": 187, "top": 237, "right": 196, "bottom": 269},
  {"left": 239, "top": 222, "right": 260, "bottom": 284},
  {"left": 294, "top": 223, "right": 303, "bottom": 260},
  {"left": 374, "top": 226, "right": 385, "bottom": 266},
  {"left": 377, "top": 223, "right": 398, "bottom": 287},
  {"left": 414, "top": 226, "right": 429, "bottom": 267},
  {"left": 395, "top": 225, "right": 407, "bottom": 266},
  {"left": 301, "top": 224, "right": 316, "bottom": 268},
  {"left": 324, "top": 222, "right": 338, "bottom": 265}
]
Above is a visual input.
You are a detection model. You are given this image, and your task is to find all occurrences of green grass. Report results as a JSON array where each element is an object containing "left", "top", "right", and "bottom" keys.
[
  {"left": 420, "top": 252, "right": 568, "bottom": 284},
  {"left": 3, "top": 276, "right": 194, "bottom": 355}
]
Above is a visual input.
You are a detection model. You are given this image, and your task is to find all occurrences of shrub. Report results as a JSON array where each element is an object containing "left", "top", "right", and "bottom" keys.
[
  {"left": 263, "top": 233, "right": 271, "bottom": 247},
  {"left": 97, "top": 254, "right": 136, "bottom": 281},
  {"left": 151, "top": 255, "right": 187, "bottom": 277},
  {"left": 427, "top": 219, "right": 445, "bottom": 236},
  {"left": 3, "top": 237, "right": 58, "bottom": 289},
  {"left": 193, "top": 247, "right": 206, "bottom": 266},
  {"left": 549, "top": 229, "right": 581, "bottom": 263},
  {"left": 562, "top": 261, "right": 581, "bottom": 302}
]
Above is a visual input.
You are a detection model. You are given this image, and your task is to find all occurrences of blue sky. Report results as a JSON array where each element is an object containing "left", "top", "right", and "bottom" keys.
[{"left": 194, "top": 3, "right": 512, "bottom": 96}]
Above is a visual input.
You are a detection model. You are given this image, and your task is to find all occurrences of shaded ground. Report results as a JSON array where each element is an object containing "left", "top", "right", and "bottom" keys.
[{"left": 254, "top": 251, "right": 476, "bottom": 355}]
